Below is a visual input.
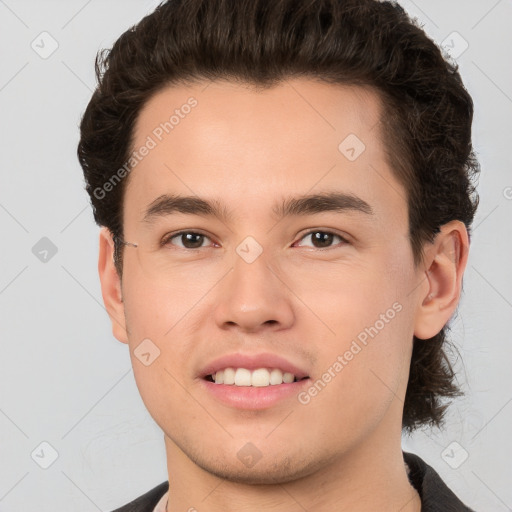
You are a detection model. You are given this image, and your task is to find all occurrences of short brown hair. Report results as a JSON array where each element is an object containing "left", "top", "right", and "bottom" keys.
[{"left": 77, "top": 0, "right": 480, "bottom": 431}]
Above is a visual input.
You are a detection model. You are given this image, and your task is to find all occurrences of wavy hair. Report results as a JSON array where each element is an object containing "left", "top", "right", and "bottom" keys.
[{"left": 77, "top": 0, "right": 480, "bottom": 431}]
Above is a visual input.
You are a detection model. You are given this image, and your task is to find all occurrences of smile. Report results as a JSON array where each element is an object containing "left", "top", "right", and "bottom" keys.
[{"left": 206, "top": 367, "right": 308, "bottom": 386}]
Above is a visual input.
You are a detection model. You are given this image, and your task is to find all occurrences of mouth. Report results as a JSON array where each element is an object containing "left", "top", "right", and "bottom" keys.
[
  {"left": 198, "top": 353, "right": 311, "bottom": 407},
  {"left": 199, "top": 352, "right": 310, "bottom": 385},
  {"left": 203, "top": 367, "right": 310, "bottom": 387}
]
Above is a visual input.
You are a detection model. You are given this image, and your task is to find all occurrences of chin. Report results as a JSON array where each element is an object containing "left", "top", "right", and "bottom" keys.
[{"left": 190, "top": 452, "right": 321, "bottom": 485}]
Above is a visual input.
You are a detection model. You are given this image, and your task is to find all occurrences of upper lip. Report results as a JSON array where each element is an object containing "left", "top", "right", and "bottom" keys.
[{"left": 199, "top": 352, "right": 310, "bottom": 380}]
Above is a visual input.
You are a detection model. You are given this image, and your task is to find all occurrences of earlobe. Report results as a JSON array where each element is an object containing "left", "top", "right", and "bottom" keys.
[
  {"left": 98, "top": 227, "right": 129, "bottom": 344},
  {"left": 413, "top": 220, "right": 469, "bottom": 340}
]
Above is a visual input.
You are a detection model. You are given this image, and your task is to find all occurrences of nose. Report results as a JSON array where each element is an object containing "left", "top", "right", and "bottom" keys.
[{"left": 213, "top": 249, "right": 295, "bottom": 333}]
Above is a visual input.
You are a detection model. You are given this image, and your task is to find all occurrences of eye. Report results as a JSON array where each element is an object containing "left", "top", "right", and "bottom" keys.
[
  {"left": 161, "top": 229, "right": 349, "bottom": 251},
  {"left": 294, "top": 230, "right": 349, "bottom": 249},
  {"left": 162, "top": 231, "right": 216, "bottom": 249}
]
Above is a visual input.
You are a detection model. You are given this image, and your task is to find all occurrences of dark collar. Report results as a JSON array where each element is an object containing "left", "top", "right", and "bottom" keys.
[
  {"left": 111, "top": 480, "right": 168, "bottom": 512},
  {"left": 112, "top": 453, "right": 475, "bottom": 511},
  {"left": 403, "top": 451, "right": 475, "bottom": 511}
]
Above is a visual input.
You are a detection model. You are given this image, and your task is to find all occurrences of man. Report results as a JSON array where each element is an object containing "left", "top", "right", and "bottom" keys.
[{"left": 77, "top": 0, "right": 479, "bottom": 510}]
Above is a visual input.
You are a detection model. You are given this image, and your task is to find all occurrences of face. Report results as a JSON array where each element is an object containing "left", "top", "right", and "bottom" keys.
[{"left": 112, "top": 79, "right": 426, "bottom": 483}]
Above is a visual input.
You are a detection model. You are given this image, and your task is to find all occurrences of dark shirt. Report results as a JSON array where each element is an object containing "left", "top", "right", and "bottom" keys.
[{"left": 111, "top": 451, "right": 476, "bottom": 511}]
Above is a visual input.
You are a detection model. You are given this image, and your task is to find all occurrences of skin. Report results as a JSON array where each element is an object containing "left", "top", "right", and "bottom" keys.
[{"left": 98, "top": 79, "right": 469, "bottom": 512}]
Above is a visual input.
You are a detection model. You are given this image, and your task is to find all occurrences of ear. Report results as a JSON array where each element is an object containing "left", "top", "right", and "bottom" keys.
[
  {"left": 98, "top": 227, "right": 129, "bottom": 344},
  {"left": 413, "top": 220, "right": 469, "bottom": 340}
]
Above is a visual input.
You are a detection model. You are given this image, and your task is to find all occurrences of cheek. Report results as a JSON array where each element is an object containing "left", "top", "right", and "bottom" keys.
[
  {"left": 300, "top": 299, "right": 413, "bottom": 442},
  {"left": 120, "top": 256, "right": 215, "bottom": 340},
  {"left": 295, "top": 245, "right": 415, "bottom": 410},
  {"left": 121, "top": 275, "right": 196, "bottom": 430},
  {"left": 289, "top": 252, "right": 407, "bottom": 336}
]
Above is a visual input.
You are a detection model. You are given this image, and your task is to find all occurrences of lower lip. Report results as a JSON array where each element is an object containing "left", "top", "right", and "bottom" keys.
[{"left": 200, "top": 378, "right": 311, "bottom": 410}]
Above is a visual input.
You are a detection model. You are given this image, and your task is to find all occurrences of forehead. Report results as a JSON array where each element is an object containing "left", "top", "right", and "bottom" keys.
[
  {"left": 124, "top": 78, "right": 406, "bottom": 231},
  {"left": 133, "top": 79, "right": 383, "bottom": 154}
]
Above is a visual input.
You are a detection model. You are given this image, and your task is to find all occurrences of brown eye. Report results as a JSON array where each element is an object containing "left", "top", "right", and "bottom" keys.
[
  {"left": 296, "top": 230, "right": 348, "bottom": 249},
  {"left": 163, "top": 231, "right": 212, "bottom": 249}
]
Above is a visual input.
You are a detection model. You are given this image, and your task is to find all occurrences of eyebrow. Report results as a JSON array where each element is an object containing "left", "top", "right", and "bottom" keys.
[{"left": 142, "top": 191, "right": 374, "bottom": 224}]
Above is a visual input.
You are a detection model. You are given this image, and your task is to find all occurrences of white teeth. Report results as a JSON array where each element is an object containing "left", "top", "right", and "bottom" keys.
[
  {"left": 223, "top": 368, "right": 235, "bottom": 385},
  {"left": 269, "top": 369, "right": 283, "bottom": 385},
  {"left": 235, "top": 368, "right": 252, "bottom": 386},
  {"left": 212, "top": 367, "right": 299, "bottom": 386},
  {"left": 251, "top": 368, "right": 270, "bottom": 387},
  {"left": 282, "top": 372, "right": 295, "bottom": 383}
]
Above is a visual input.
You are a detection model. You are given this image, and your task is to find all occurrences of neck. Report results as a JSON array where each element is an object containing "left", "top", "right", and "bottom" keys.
[{"left": 163, "top": 427, "right": 421, "bottom": 512}]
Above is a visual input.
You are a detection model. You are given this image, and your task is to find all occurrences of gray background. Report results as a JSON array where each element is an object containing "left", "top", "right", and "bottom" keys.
[{"left": 0, "top": 1, "right": 511, "bottom": 510}]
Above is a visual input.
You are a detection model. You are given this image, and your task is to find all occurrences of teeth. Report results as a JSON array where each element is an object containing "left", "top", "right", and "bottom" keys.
[
  {"left": 235, "top": 368, "right": 252, "bottom": 386},
  {"left": 251, "top": 368, "right": 270, "bottom": 387},
  {"left": 269, "top": 368, "right": 283, "bottom": 385},
  {"left": 223, "top": 368, "right": 235, "bottom": 385},
  {"left": 212, "top": 367, "right": 298, "bottom": 386},
  {"left": 282, "top": 372, "right": 295, "bottom": 384}
]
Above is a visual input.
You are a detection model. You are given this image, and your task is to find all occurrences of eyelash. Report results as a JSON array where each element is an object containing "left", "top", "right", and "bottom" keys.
[{"left": 161, "top": 229, "right": 350, "bottom": 250}]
